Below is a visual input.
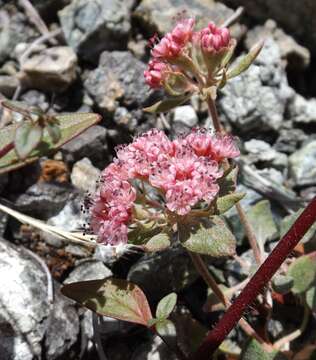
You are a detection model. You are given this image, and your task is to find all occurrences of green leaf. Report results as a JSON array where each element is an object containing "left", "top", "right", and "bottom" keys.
[
  {"left": 288, "top": 255, "right": 316, "bottom": 294},
  {"left": 281, "top": 209, "right": 316, "bottom": 244},
  {"left": 306, "top": 286, "right": 316, "bottom": 312},
  {"left": 14, "top": 122, "right": 43, "bottom": 159},
  {"left": 241, "top": 339, "right": 287, "bottom": 360},
  {"left": 143, "top": 232, "right": 171, "bottom": 252},
  {"left": 218, "top": 166, "right": 238, "bottom": 197},
  {"left": 272, "top": 274, "right": 294, "bottom": 294},
  {"left": 147, "top": 318, "right": 159, "bottom": 327},
  {"left": 46, "top": 122, "right": 61, "bottom": 143},
  {"left": 155, "top": 319, "right": 177, "bottom": 346},
  {"left": 61, "top": 278, "right": 153, "bottom": 326},
  {"left": 179, "top": 216, "right": 236, "bottom": 257},
  {"left": 156, "top": 292, "right": 177, "bottom": 319},
  {"left": 227, "top": 40, "right": 264, "bottom": 79},
  {"left": 143, "top": 94, "right": 191, "bottom": 113},
  {"left": 0, "top": 112, "right": 101, "bottom": 174},
  {"left": 247, "top": 200, "right": 278, "bottom": 251},
  {"left": 216, "top": 192, "right": 245, "bottom": 214}
]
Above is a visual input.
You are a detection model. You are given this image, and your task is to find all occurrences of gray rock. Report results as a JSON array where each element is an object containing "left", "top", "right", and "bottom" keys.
[
  {"left": 15, "top": 182, "right": 74, "bottom": 219},
  {"left": 64, "top": 259, "right": 112, "bottom": 284},
  {"left": 0, "top": 239, "right": 79, "bottom": 360},
  {"left": 61, "top": 125, "right": 108, "bottom": 167},
  {"left": 220, "top": 0, "right": 316, "bottom": 55},
  {"left": 45, "top": 286, "right": 79, "bottom": 360},
  {"left": 219, "top": 38, "right": 294, "bottom": 133},
  {"left": 20, "top": 90, "right": 49, "bottom": 111},
  {"left": 131, "top": 335, "right": 176, "bottom": 360},
  {"left": 20, "top": 46, "right": 77, "bottom": 92},
  {"left": 128, "top": 245, "right": 198, "bottom": 301},
  {"left": 289, "top": 140, "right": 316, "bottom": 186},
  {"left": 113, "top": 107, "right": 143, "bottom": 132},
  {"left": 245, "top": 20, "right": 310, "bottom": 70},
  {"left": 0, "top": 10, "right": 38, "bottom": 64},
  {"left": 244, "top": 139, "right": 288, "bottom": 170},
  {"left": 71, "top": 157, "right": 101, "bottom": 193},
  {"left": 288, "top": 94, "right": 316, "bottom": 125},
  {"left": 84, "top": 51, "right": 155, "bottom": 115},
  {"left": 275, "top": 128, "right": 307, "bottom": 154},
  {"left": 173, "top": 105, "right": 198, "bottom": 127},
  {"left": 134, "top": 0, "right": 233, "bottom": 35},
  {"left": 59, "top": 0, "right": 134, "bottom": 61},
  {"left": 0, "top": 75, "right": 19, "bottom": 97}
]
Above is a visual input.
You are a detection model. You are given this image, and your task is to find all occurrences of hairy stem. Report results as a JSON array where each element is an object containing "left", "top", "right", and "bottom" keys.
[
  {"left": 188, "top": 251, "right": 271, "bottom": 350},
  {"left": 192, "top": 196, "right": 316, "bottom": 359},
  {"left": 206, "top": 93, "right": 223, "bottom": 133},
  {"left": 0, "top": 142, "right": 14, "bottom": 159}
]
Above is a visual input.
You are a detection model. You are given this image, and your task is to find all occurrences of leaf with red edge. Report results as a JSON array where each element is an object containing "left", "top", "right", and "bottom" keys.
[{"left": 61, "top": 278, "right": 153, "bottom": 326}]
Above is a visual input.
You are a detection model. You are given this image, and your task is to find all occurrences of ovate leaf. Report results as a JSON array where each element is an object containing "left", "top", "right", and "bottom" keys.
[
  {"left": 179, "top": 216, "right": 236, "bottom": 257},
  {"left": 156, "top": 292, "right": 177, "bottom": 319},
  {"left": 61, "top": 278, "right": 153, "bottom": 326},
  {"left": 0, "top": 112, "right": 101, "bottom": 174},
  {"left": 14, "top": 122, "right": 43, "bottom": 159},
  {"left": 227, "top": 40, "right": 264, "bottom": 79},
  {"left": 288, "top": 255, "right": 316, "bottom": 294},
  {"left": 241, "top": 339, "right": 287, "bottom": 360},
  {"left": 218, "top": 166, "right": 238, "bottom": 196},
  {"left": 216, "top": 192, "right": 245, "bottom": 214},
  {"left": 46, "top": 122, "right": 61, "bottom": 143},
  {"left": 155, "top": 319, "right": 177, "bottom": 346},
  {"left": 143, "top": 232, "right": 171, "bottom": 252},
  {"left": 143, "top": 94, "right": 191, "bottom": 113}
]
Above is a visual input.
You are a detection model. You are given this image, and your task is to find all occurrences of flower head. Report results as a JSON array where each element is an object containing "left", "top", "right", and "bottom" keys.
[
  {"left": 200, "top": 22, "right": 231, "bottom": 53},
  {"left": 144, "top": 59, "right": 168, "bottom": 89}
]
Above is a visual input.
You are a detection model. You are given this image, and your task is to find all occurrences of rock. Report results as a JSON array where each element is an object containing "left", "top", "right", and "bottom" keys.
[
  {"left": 219, "top": 0, "right": 316, "bottom": 55},
  {"left": 0, "top": 239, "right": 79, "bottom": 360},
  {"left": 61, "top": 125, "right": 108, "bottom": 167},
  {"left": 288, "top": 94, "right": 316, "bottom": 125},
  {"left": 0, "top": 75, "right": 19, "bottom": 97},
  {"left": 245, "top": 20, "right": 310, "bottom": 70},
  {"left": 173, "top": 105, "right": 198, "bottom": 127},
  {"left": 128, "top": 245, "right": 198, "bottom": 301},
  {"left": 15, "top": 182, "right": 74, "bottom": 219},
  {"left": 244, "top": 139, "right": 288, "bottom": 171},
  {"left": 219, "top": 38, "right": 294, "bottom": 133},
  {"left": 131, "top": 335, "right": 177, "bottom": 360},
  {"left": 113, "top": 107, "right": 143, "bottom": 132},
  {"left": 0, "top": 10, "right": 38, "bottom": 64},
  {"left": 20, "top": 46, "right": 77, "bottom": 92},
  {"left": 45, "top": 285, "right": 79, "bottom": 360},
  {"left": 59, "top": 0, "right": 134, "bottom": 61},
  {"left": 64, "top": 259, "right": 112, "bottom": 284},
  {"left": 20, "top": 90, "right": 49, "bottom": 111},
  {"left": 84, "top": 51, "right": 156, "bottom": 115},
  {"left": 134, "top": 0, "right": 233, "bottom": 35},
  {"left": 275, "top": 128, "right": 307, "bottom": 154},
  {"left": 289, "top": 140, "right": 316, "bottom": 186},
  {"left": 71, "top": 157, "right": 101, "bottom": 193}
]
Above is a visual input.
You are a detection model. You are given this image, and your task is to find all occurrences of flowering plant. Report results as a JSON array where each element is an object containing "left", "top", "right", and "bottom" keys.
[{"left": 60, "top": 13, "right": 316, "bottom": 360}]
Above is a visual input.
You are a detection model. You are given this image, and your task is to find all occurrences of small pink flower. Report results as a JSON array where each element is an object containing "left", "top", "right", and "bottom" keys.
[
  {"left": 170, "top": 18, "right": 195, "bottom": 45},
  {"left": 166, "top": 181, "right": 198, "bottom": 215},
  {"left": 200, "top": 22, "right": 231, "bottom": 52},
  {"left": 151, "top": 33, "right": 183, "bottom": 59},
  {"left": 144, "top": 59, "right": 168, "bottom": 89}
]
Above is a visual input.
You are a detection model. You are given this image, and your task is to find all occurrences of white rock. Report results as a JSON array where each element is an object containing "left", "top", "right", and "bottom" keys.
[
  {"left": 173, "top": 105, "right": 198, "bottom": 127},
  {"left": 71, "top": 157, "right": 101, "bottom": 193}
]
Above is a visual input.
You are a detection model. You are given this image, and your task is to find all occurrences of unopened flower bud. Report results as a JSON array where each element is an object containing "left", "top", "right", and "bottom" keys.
[{"left": 144, "top": 59, "right": 168, "bottom": 89}]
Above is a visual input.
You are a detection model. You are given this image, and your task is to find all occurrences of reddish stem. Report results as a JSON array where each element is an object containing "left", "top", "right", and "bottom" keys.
[
  {"left": 193, "top": 196, "right": 316, "bottom": 359},
  {"left": 0, "top": 142, "right": 14, "bottom": 159}
]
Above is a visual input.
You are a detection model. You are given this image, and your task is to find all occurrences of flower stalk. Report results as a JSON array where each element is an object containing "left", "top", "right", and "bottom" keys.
[{"left": 192, "top": 196, "right": 316, "bottom": 359}]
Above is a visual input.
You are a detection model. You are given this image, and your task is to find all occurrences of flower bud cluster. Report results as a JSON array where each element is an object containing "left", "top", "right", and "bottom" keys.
[
  {"left": 87, "top": 129, "right": 239, "bottom": 245},
  {"left": 144, "top": 17, "right": 233, "bottom": 92}
]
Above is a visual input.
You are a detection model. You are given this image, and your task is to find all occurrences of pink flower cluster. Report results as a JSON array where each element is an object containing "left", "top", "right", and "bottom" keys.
[
  {"left": 88, "top": 129, "right": 239, "bottom": 245},
  {"left": 144, "top": 18, "right": 231, "bottom": 89}
]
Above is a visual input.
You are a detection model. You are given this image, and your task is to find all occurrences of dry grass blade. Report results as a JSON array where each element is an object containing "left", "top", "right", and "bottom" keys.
[{"left": 0, "top": 203, "right": 97, "bottom": 247}]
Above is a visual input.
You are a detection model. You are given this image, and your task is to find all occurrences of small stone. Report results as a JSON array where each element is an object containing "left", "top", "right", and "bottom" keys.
[
  {"left": 84, "top": 51, "right": 156, "bottom": 115},
  {"left": 59, "top": 0, "right": 134, "bottom": 61},
  {"left": 15, "top": 182, "right": 74, "bottom": 219},
  {"left": 71, "top": 157, "right": 101, "bottom": 193},
  {"left": 245, "top": 20, "right": 310, "bottom": 70},
  {"left": 288, "top": 93, "right": 316, "bottom": 125},
  {"left": 0, "top": 75, "right": 19, "bottom": 97},
  {"left": 61, "top": 125, "right": 108, "bottom": 167},
  {"left": 173, "top": 105, "right": 198, "bottom": 127},
  {"left": 134, "top": 0, "right": 233, "bottom": 35},
  {"left": 64, "top": 259, "right": 112, "bottom": 284},
  {"left": 20, "top": 46, "right": 77, "bottom": 92},
  {"left": 289, "top": 140, "right": 316, "bottom": 186},
  {"left": 275, "top": 128, "right": 307, "bottom": 154}
]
